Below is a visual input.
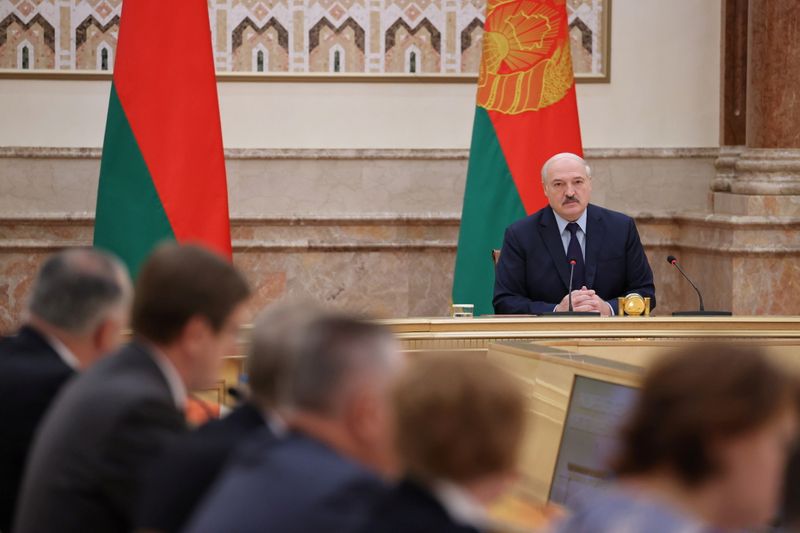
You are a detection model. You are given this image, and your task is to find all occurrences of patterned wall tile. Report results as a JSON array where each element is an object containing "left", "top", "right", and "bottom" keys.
[{"left": 0, "top": 0, "right": 608, "bottom": 77}]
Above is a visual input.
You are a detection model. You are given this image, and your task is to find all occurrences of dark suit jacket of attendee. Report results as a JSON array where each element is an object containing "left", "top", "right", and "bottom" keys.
[
  {"left": 136, "top": 402, "right": 270, "bottom": 533},
  {"left": 358, "top": 478, "right": 482, "bottom": 533},
  {"left": 184, "top": 431, "right": 388, "bottom": 533},
  {"left": 0, "top": 326, "right": 76, "bottom": 533},
  {"left": 493, "top": 204, "right": 656, "bottom": 315},
  {"left": 13, "top": 341, "right": 187, "bottom": 533}
]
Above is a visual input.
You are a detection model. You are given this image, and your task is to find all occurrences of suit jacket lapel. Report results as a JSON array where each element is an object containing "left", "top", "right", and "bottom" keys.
[
  {"left": 538, "top": 207, "right": 571, "bottom": 290},
  {"left": 585, "top": 204, "right": 606, "bottom": 288}
]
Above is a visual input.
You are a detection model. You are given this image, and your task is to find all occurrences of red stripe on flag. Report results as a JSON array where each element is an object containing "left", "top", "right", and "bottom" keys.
[
  {"left": 113, "top": 0, "right": 231, "bottom": 259},
  {"left": 488, "top": 87, "right": 583, "bottom": 214}
]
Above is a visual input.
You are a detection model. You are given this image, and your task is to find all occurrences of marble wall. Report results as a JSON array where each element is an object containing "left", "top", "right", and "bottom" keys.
[{"left": 7, "top": 146, "right": 788, "bottom": 333}]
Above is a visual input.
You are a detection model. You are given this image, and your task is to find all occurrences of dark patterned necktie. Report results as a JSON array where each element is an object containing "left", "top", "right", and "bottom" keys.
[{"left": 566, "top": 222, "right": 586, "bottom": 289}]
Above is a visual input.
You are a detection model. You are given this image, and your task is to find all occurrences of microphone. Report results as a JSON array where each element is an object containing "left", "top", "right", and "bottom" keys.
[
  {"left": 541, "top": 258, "right": 599, "bottom": 316},
  {"left": 666, "top": 255, "right": 732, "bottom": 316},
  {"left": 568, "top": 259, "right": 577, "bottom": 312}
]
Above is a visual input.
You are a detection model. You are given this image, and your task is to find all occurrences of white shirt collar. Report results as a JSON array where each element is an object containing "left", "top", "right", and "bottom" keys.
[
  {"left": 431, "top": 480, "right": 490, "bottom": 529},
  {"left": 553, "top": 207, "right": 588, "bottom": 236},
  {"left": 148, "top": 346, "right": 188, "bottom": 409},
  {"left": 44, "top": 333, "right": 80, "bottom": 371}
]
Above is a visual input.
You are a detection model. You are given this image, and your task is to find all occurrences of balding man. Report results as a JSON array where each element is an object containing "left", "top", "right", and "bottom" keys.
[
  {"left": 493, "top": 153, "right": 655, "bottom": 316},
  {"left": 0, "top": 248, "right": 132, "bottom": 532},
  {"left": 184, "top": 315, "right": 401, "bottom": 533}
]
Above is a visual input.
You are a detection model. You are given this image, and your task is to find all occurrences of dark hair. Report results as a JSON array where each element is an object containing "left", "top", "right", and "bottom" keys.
[
  {"left": 29, "top": 248, "right": 129, "bottom": 334},
  {"left": 288, "top": 315, "right": 394, "bottom": 415},
  {"left": 132, "top": 244, "right": 250, "bottom": 344},
  {"left": 394, "top": 353, "right": 526, "bottom": 483},
  {"left": 613, "top": 343, "right": 798, "bottom": 486}
]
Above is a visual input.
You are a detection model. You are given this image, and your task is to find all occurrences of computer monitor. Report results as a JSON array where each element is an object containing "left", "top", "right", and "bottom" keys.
[{"left": 548, "top": 375, "right": 639, "bottom": 509}]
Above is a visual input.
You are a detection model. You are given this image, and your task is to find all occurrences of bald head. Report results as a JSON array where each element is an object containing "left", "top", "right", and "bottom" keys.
[{"left": 541, "top": 152, "right": 592, "bottom": 184}]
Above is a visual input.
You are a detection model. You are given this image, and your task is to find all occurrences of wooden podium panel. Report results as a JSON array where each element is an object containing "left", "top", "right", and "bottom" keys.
[{"left": 220, "top": 316, "right": 800, "bottom": 405}]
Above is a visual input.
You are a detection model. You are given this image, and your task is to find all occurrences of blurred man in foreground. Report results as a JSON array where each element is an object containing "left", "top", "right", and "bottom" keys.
[
  {"left": 185, "top": 315, "right": 401, "bottom": 533},
  {"left": 0, "top": 248, "right": 131, "bottom": 533},
  {"left": 359, "top": 353, "right": 527, "bottom": 533},
  {"left": 136, "top": 301, "right": 325, "bottom": 533},
  {"left": 14, "top": 244, "right": 250, "bottom": 533},
  {"left": 557, "top": 343, "right": 799, "bottom": 533}
]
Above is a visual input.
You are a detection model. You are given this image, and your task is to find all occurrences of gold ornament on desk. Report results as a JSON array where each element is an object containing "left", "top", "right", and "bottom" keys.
[{"left": 618, "top": 293, "right": 651, "bottom": 316}]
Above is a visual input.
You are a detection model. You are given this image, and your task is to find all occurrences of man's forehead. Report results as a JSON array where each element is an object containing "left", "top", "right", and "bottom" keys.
[{"left": 548, "top": 159, "right": 588, "bottom": 180}]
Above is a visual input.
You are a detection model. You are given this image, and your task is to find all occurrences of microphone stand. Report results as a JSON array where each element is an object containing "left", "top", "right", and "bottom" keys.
[
  {"left": 668, "top": 256, "right": 732, "bottom": 316},
  {"left": 542, "top": 259, "right": 600, "bottom": 317}
]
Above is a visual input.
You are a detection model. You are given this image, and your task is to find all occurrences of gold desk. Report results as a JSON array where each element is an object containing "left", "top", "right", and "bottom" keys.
[{"left": 215, "top": 316, "right": 800, "bottom": 406}]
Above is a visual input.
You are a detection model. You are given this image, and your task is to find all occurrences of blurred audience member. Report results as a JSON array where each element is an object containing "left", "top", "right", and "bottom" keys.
[
  {"left": 136, "top": 300, "right": 324, "bottom": 533},
  {"left": 0, "top": 248, "right": 131, "bottom": 533},
  {"left": 14, "top": 244, "right": 250, "bottom": 533},
  {"left": 359, "top": 353, "right": 526, "bottom": 533},
  {"left": 184, "top": 315, "right": 401, "bottom": 533},
  {"left": 557, "top": 343, "right": 799, "bottom": 533}
]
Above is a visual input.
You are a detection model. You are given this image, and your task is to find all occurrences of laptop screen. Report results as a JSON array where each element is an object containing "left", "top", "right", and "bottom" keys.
[{"left": 548, "top": 375, "right": 639, "bottom": 509}]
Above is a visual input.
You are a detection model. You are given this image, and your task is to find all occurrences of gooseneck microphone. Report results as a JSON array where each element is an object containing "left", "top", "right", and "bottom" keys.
[
  {"left": 541, "top": 258, "right": 599, "bottom": 316},
  {"left": 568, "top": 259, "right": 577, "bottom": 312},
  {"left": 666, "top": 255, "right": 732, "bottom": 316},
  {"left": 666, "top": 255, "right": 704, "bottom": 311}
]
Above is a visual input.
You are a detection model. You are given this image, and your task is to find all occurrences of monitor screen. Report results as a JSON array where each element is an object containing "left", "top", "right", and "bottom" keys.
[{"left": 548, "top": 375, "right": 639, "bottom": 509}]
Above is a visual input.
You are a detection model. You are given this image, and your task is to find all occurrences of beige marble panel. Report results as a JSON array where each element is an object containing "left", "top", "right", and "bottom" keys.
[{"left": 0, "top": 148, "right": 717, "bottom": 218}]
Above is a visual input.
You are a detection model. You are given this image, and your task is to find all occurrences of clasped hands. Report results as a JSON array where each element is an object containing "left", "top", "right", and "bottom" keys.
[{"left": 555, "top": 286, "right": 612, "bottom": 316}]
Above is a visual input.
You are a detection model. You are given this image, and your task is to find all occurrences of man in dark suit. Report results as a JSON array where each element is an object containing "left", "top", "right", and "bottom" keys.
[
  {"left": 135, "top": 301, "right": 325, "bottom": 533},
  {"left": 0, "top": 249, "right": 132, "bottom": 533},
  {"left": 184, "top": 316, "right": 401, "bottom": 533},
  {"left": 14, "top": 244, "right": 251, "bottom": 533},
  {"left": 494, "top": 152, "right": 655, "bottom": 315}
]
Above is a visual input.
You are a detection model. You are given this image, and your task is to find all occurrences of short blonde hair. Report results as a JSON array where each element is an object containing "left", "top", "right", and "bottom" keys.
[{"left": 393, "top": 353, "right": 527, "bottom": 483}]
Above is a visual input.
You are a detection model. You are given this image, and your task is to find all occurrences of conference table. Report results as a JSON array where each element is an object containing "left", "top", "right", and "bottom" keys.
[
  {"left": 204, "top": 317, "right": 800, "bottom": 530},
  {"left": 211, "top": 316, "right": 800, "bottom": 406}
]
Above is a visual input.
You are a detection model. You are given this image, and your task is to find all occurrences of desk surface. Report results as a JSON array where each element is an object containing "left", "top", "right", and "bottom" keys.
[{"left": 381, "top": 315, "right": 800, "bottom": 338}]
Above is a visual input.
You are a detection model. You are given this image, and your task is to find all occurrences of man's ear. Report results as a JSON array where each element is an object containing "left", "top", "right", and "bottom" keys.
[
  {"left": 179, "top": 315, "right": 214, "bottom": 360},
  {"left": 93, "top": 317, "right": 122, "bottom": 357}
]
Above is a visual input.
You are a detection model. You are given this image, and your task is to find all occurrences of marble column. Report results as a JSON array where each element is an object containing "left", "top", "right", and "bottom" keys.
[
  {"left": 719, "top": 0, "right": 800, "bottom": 211},
  {"left": 703, "top": 0, "right": 800, "bottom": 315}
]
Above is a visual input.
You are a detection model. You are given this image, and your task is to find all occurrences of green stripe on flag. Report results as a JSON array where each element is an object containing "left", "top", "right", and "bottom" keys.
[
  {"left": 453, "top": 107, "right": 527, "bottom": 315},
  {"left": 93, "top": 84, "right": 175, "bottom": 278}
]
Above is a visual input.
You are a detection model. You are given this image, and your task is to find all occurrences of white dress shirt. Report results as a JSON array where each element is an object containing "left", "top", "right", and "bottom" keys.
[
  {"left": 552, "top": 209, "right": 587, "bottom": 261},
  {"left": 432, "top": 480, "right": 490, "bottom": 530},
  {"left": 149, "top": 347, "right": 188, "bottom": 409},
  {"left": 44, "top": 334, "right": 80, "bottom": 371}
]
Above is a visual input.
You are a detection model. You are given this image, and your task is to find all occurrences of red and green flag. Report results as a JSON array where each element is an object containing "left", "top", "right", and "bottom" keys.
[
  {"left": 452, "top": 0, "right": 583, "bottom": 315},
  {"left": 93, "top": 0, "right": 231, "bottom": 277}
]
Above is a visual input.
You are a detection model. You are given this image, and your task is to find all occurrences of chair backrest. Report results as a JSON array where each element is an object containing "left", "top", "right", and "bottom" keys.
[{"left": 491, "top": 249, "right": 501, "bottom": 266}]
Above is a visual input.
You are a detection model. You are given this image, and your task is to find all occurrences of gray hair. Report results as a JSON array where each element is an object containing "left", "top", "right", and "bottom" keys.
[
  {"left": 287, "top": 314, "right": 396, "bottom": 416},
  {"left": 541, "top": 152, "right": 592, "bottom": 183},
  {"left": 28, "top": 248, "right": 131, "bottom": 335},
  {"left": 246, "top": 300, "right": 327, "bottom": 409}
]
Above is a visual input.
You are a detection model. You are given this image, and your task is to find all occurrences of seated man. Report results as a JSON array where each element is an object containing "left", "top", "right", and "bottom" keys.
[
  {"left": 358, "top": 353, "right": 527, "bottom": 533},
  {"left": 493, "top": 152, "right": 655, "bottom": 315},
  {"left": 0, "top": 249, "right": 131, "bottom": 533},
  {"left": 14, "top": 244, "right": 251, "bottom": 533},
  {"left": 136, "top": 301, "right": 325, "bottom": 533},
  {"left": 184, "top": 315, "right": 401, "bottom": 533}
]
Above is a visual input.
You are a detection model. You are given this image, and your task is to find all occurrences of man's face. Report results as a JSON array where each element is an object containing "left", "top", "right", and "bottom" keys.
[
  {"left": 185, "top": 302, "right": 250, "bottom": 390},
  {"left": 543, "top": 157, "right": 592, "bottom": 221}
]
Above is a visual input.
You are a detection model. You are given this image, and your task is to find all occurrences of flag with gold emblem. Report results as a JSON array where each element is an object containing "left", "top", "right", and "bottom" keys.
[{"left": 453, "top": 0, "right": 583, "bottom": 315}]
